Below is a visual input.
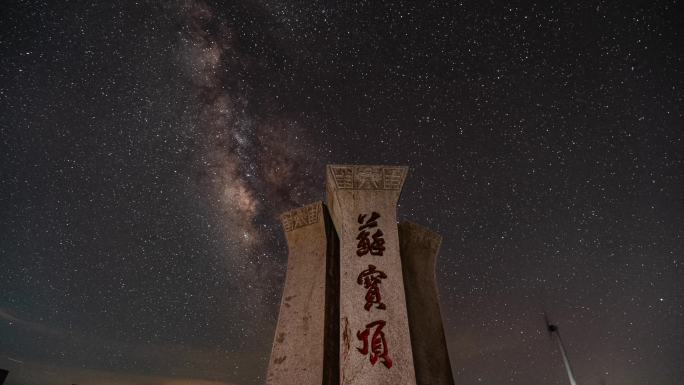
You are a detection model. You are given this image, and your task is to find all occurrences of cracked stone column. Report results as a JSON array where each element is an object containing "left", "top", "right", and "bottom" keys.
[
  {"left": 326, "top": 165, "right": 417, "bottom": 385},
  {"left": 266, "top": 201, "right": 339, "bottom": 385},
  {"left": 399, "top": 221, "right": 455, "bottom": 385}
]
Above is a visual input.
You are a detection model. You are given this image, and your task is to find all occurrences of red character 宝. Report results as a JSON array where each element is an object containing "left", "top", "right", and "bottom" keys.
[
  {"left": 357, "top": 264, "right": 387, "bottom": 311},
  {"left": 357, "top": 320, "right": 393, "bottom": 369},
  {"left": 356, "top": 212, "right": 385, "bottom": 256}
]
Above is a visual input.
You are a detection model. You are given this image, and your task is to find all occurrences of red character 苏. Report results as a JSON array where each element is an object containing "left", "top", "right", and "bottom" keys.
[{"left": 356, "top": 212, "right": 385, "bottom": 256}]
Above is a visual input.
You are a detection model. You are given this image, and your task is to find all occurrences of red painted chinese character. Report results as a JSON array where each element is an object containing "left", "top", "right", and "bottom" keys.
[
  {"left": 356, "top": 229, "right": 386, "bottom": 256},
  {"left": 358, "top": 212, "right": 380, "bottom": 230},
  {"left": 357, "top": 264, "right": 387, "bottom": 311},
  {"left": 357, "top": 320, "right": 393, "bottom": 369},
  {"left": 356, "top": 212, "right": 385, "bottom": 256}
]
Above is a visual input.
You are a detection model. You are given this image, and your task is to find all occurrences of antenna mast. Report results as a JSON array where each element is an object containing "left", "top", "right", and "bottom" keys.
[{"left": 545, "top": 314, "right": 579, "bottom": 385}]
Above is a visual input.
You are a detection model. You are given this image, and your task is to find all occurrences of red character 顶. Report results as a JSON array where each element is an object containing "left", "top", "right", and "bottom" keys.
[
  {"left": 356, "top": 212, "right": 385, "bottom": 256},
  {"left": 357, "top": 320, "right": 393, "bottom": 369},
  {"left": 357, "top": 264, "right": 387, "bottom": 311}
]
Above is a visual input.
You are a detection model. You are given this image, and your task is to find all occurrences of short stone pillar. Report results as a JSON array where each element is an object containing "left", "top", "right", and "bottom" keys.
[
  {"left": 266, "top": 202, "right": 338, "bottom": 385},
  {"left": 326, "top": 165, "right": 417, "bottom": 385},
  {"left": 399, "top": 221, "right": 455, "bottom": 385}
]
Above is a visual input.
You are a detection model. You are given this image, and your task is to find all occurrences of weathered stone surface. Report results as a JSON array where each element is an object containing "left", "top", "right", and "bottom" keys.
[
  {"left": 399, "top": 221, "right": 455, "bottom": 385},
  {"left": 326, "top": 165, "right": 417, "bottom": 385},
  {"left": 266, "top": 202, "right": 338, "bottom": 385}
]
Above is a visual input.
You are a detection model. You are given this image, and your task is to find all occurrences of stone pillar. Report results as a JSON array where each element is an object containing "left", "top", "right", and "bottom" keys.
[
  {"left": 399, "top": 221, "right": 455, "bottom": 385},
  {"left": 266, "top": 202, "right": 339, "bottom": 385},
  {"left": 326, "top": 165, "right": 417, "bottom": 385}
]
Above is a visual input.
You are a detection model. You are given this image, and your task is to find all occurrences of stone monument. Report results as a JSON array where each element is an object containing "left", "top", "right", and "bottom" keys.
[
  {"left": 266, "top": 165, "right": 454, "bottom": 385},
  {"left": 399, "top": 221, "right": 455, "bottom": 385},
  {"left": 266, "top": 202, "right": 339, "bottom": 385}
]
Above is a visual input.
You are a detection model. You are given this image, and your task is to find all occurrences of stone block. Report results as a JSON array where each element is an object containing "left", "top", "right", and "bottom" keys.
[
  {"left": 266, "top": 202, "right": 339, "bottom": 385},
  {"left": 326, "top": 165, "right": 417, "bottom": 385},
  {"left": 399, "top": 221, "right": 455, "bottom": 385}
]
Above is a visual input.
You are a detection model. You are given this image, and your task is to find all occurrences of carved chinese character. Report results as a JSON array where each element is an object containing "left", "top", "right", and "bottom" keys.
[
  {"left": 281, "top": 204, "right": 320, "bottom": 232},
  {"left": 355, "top": 167, "right": 383, "bottom": 189},
  {"left": 356, "top": 212, "right": 385, "bottom": 256},
  {"left": 331, "top": 166, "right": 354, "bottom": 189},
  {"left": 356, "top": 229, "right": 386, "bottom": 256},
  {"left": 358, "top": 212, "right": 380, "bottom": 230},
  {"left": 357, "top": 320, "right": 393, "bottom": 369},
  {"left": 357, "top": 264, "right": 387, "bottom": 311}
]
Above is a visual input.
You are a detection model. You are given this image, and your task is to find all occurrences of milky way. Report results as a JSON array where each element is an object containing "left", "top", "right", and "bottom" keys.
[
  {"left": 179, "top": 0, "right": 326, "bottom": 332},
  {"left": 0, "top": 1, "right": 682, "bottom": 385}
]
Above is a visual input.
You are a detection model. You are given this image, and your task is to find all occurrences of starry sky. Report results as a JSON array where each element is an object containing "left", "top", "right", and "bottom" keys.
[{"left": 1, "top": 1, "right": 682, "bottom": 384}]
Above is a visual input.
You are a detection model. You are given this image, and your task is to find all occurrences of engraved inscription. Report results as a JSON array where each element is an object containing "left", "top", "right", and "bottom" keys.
[
  {"left": 357, "top": 320, "right": 393, "bottom": 369},
  {"left": 382, "top": 167, "right": 405, "bottom": 190},
  {"left": 356, "top": 212, "right": 386, "bottom": 256},
  {"left": 280, "top": 204, "right": 321, "bottom": 232},
  {"left": 357, "top": 264, "right": 387, "bottom": 311},
  {"left": 329, "top": 165, "right": 406, "bottom": 190},
  {"left": 355, "top": 167, "right": 383, "bottom": 189},
  {"left": 331, "top": 166, "right": 354, "bottom": 189}
]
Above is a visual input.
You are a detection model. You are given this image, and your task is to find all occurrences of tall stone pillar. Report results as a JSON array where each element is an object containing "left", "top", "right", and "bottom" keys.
[
  {"left": 326, "top": 165, "right": 417, "bottom": 385},
  {"left": 266, "top": 202, "right": 339, "bottom": 385},
  {"left": 399, "top": 221, "right": 455, "bottom": 385}
]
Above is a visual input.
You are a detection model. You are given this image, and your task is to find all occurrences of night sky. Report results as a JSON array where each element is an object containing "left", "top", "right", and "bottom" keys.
[{"left": 1, "top": 1, "right": 682, "bottom": 384}]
